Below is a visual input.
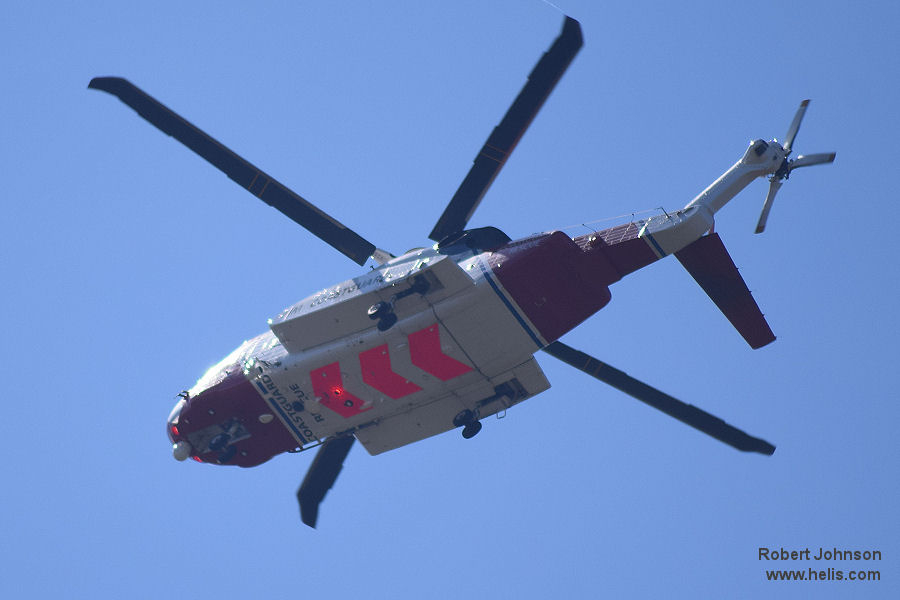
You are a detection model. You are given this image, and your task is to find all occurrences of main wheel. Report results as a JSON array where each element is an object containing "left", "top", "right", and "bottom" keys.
[
  {"left": 462, "top": 421, "right": 482, "bottom": 439},
  {"left": 367, "top": 301, "right": 392, "bottom": 320},
  {"left": 453, "top": 409, "right": 475, "bottom": 428},
  {"left": 376, "top": 313, "right": 398, "bottom": 331}
]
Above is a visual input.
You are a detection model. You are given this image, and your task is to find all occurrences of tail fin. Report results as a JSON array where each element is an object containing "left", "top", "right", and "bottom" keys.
[{"left": 674, "top": 234, "right": 775, "bottom": 349}]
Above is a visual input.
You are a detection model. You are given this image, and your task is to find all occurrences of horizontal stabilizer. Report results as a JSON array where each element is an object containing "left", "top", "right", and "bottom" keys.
[{"left": 674, "top": 234, "right": 775, "bottom": 349}]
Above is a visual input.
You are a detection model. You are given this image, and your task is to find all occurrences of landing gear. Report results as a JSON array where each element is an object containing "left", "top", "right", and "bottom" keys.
[
  {"left": 366, "top": 275, "right": 432, "bottom": 332},
  {"left": 208, "top": 433, "right": 230, "bottom": 451},
  {"left": 453, "top": 409, "right": 482, "bottom": 439},
  {"left": 217, "top": 445, "right": 237, "bottom": 464},
  {"left": 462, "top": 421, "right": 482, "bottom": 439},
  {"left": 367, "top": 301, "right": 397, "bottom": 332},
  {"left": 376, "top": 313, "right": 398, "bottom": 332},
  {"left": 367, "top": 301, "right": 392, "bottom": 320},
  {"left": 209, "top": 419, "right": 243, "bottom": 463}
]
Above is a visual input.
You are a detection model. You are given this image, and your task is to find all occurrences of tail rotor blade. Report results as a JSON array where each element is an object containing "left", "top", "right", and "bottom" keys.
[
  {"left": 755, "top": 179, "right": 783, "bottom": 234},
  {"left": 542, "top": 341, "right": 775, "bottom": 455},
  {"left": 782, "top": 99, "right": 809, "bottom": 155},
  {"left": 790, "top": 152, "right": 836, "bottom": 169},
  {"left": 296, "top": 435, "right": 355, "bottom": 528}
]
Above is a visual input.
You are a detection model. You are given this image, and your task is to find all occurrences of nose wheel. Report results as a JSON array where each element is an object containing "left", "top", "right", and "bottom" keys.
[
  {"left": 216, "top": 445, "right": 237, "bottom": 464},
  {"left": 453, "top": 409, "right": 482, "bottom": 439},
  {"left": 208, "top": 433, "right": 230, "bottom": 451},
  {"left": 208, "top": 419, "right": 243, "bottom": 463}
]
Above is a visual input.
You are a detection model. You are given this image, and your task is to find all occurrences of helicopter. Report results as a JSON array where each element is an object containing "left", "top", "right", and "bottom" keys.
[{"left": 89, "top": 16, "right": 834, "bottom": 528}]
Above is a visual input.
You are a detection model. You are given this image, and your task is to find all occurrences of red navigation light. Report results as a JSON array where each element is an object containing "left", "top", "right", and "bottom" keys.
[{"left": 310, "top": 362, "right": 367, "bottom": 418}]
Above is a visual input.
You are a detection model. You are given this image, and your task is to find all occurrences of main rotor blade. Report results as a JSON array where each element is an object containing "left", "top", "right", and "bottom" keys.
[
  {"left": 542, "top": 341, "right": 775, "bottom": 455},
  {"left": 88, "top": 77, "right": 376, "bottom": 265},
  {"left": 296, "top": 435, "right": 355, "bottom": 528},
  {"left": 428, "top": 17, "right": 583, "bottom": 242},
  {"left": 755, "top": 179, "right": 782, "bottom": 234},
  {"left": 782, "top": 99, "right": 809, "bottom": 155},
  {"left": 790, "top": 152, "right": 836, "bottom": 169}
]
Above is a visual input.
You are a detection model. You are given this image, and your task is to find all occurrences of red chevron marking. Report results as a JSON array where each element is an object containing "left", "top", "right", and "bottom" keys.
[
  {"left": 359, "top": 344, "right": 423, "bottom": 399},
  {"left": 408, "top": 324, "right": 473, "bottom": 381}
]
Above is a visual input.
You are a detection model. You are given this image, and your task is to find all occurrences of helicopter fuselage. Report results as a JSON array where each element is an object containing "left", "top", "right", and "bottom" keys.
[
  {"left": 166, "top": 135, "right": 795, "bottom": 468},
  {"left": 167, "top": 218, "right": 663, "bottom": 466}
]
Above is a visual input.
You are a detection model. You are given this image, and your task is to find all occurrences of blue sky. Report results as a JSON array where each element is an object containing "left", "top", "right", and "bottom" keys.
[{"left": 2, "top": 1, "right": 897, "bottom": 598}]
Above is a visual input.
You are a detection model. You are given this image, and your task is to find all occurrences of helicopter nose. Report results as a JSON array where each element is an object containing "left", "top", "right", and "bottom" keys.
[{"left": 167, "top": 397, "right": 189, "bottom": 461}]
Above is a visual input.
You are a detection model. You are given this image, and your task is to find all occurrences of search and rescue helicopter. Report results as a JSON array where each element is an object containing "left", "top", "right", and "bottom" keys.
[{"left": 90, "top": 16, "right": 834, "bottom": 528}]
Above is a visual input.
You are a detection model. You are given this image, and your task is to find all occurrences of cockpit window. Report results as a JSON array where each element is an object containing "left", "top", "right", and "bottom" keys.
[{"left": 752, "top": 139, "right": 769, "bottom": 157}]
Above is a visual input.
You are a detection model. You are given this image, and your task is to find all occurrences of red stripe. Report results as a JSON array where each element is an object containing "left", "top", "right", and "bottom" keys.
[
  {"left": 359, "top": 344, "right": 422, "bottom": 399},
  {"left": 309, "top": 362, "right": 370, "bottom": 418},
  {"left": 408, "top": 324, "right": 473, "bottom": 381}
]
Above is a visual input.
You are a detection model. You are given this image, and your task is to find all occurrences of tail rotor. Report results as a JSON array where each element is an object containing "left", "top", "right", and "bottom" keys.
[{"left": 754, "top": 100, "right": 835, "bottom": 234}]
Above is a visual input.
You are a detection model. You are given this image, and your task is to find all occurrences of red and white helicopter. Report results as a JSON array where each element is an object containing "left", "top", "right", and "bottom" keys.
[{"left": 90, "top": 16, "right": 834, "bottom": 527}]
